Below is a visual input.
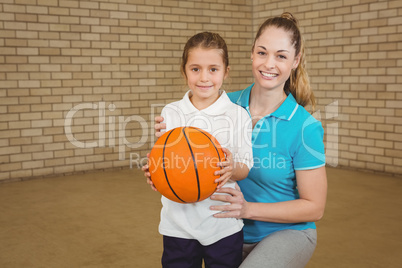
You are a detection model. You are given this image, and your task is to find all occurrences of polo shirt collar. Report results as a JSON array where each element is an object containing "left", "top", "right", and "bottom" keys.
[
  {"left": 179, "top": 90, "right": 232, "bottom": 116},
  {"left": 272, "top": 93, "right": 299, "bottom": 121},
  {"left": 235, "top": 83, "right": 299, "bottom": 121},
  {"left": 234, "top": 84, "right": 252, "bottom": 109}
]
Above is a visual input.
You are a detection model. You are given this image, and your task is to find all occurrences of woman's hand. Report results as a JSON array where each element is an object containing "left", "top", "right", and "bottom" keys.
[
  {"left": 210, "top": 183, "right": 249, "bottom": 219},
  {"left": 154, "top": 116, "right": 166, "bottom": 138},
  {"left": 214, "top": 148, "right": 234, "bottom": 188},
  {"left": 211, "top": 167, "right": 328, "bottom": 223},
  {"left": 141, "top": 153, "right": 158, "bottom": 192}
]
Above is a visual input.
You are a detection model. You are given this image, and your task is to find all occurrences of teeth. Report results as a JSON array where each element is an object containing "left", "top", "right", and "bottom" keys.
[{"left": 261, "top": 72, "right": 277, "bottom": 77}]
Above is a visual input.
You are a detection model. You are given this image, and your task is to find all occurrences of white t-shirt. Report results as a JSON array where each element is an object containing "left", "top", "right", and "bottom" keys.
[{"left": 158, "top": 90, "right": 253, "bottom": 246}]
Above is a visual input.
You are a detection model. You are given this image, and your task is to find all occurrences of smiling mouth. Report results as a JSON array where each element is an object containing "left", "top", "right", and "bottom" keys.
[
  {"left": 197, "top": 85, "right": 213, "bottom": 89},
  {"left": 260, "top": 71, "right": 278, "bottom": 78}
]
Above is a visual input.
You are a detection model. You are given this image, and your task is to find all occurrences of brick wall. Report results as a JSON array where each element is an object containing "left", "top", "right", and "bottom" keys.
[
  {"left": 0, "top": 0, "right": 253, "bottom": 181},
  {"left": 0, "top": 0, "right": 401, "bottom": 181}
]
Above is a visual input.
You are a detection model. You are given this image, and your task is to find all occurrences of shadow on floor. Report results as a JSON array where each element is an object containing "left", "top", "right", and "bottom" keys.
[{"left": 0, "top": 167, "right": 401, "bottom": 267}]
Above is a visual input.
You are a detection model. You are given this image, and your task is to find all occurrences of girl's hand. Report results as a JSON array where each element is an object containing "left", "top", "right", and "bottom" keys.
[
  {"left": 154, "top": 116, "right": 166, "bottom": 138},
  {"left": 210, "top": 183, "right": 248, "bottom": 219},
  {"left": 214, "top": 148, "right": 234, "bottom": 188},
  {"left": 142, "top": 153, "right": 158, "bottom": 191}
]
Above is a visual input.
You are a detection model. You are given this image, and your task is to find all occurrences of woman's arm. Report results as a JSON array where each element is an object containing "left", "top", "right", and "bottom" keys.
[{"left": 211, "top": 166, "right": 327, "bottom": 223}]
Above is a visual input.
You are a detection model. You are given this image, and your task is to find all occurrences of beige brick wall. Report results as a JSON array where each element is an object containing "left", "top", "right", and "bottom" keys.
[
  {"left": 0, "top": 0, "right": 401, "bottom": 181},
  {"left": 0, "top": 0, "right": 253, "bottom": 181}
]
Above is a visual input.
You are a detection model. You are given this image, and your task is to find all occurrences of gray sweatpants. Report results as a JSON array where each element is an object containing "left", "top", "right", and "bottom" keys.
[{"left": 240, "top": 229, "right": 317, "bottom": 268}]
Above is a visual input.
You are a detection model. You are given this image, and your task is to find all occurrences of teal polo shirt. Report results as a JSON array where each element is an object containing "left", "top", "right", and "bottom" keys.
[{"left": 228, "top": 84, "right": 326, "bottom": 243}]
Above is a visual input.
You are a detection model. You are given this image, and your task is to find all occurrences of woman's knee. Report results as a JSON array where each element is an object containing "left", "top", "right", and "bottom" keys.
[{"left": 240, "top": 229, "right": 317, "bottom": 268}]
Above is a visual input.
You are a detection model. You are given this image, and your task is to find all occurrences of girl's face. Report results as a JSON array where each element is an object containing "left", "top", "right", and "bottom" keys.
[
  {"left": 185, "top": 47, "right": 229, "bottom": 109},
  {"left": 251, "top": 26, "right": 300, "bottom": 92}
]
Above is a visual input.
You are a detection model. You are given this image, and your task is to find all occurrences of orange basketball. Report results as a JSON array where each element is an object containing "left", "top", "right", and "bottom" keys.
[{"left": 148, "top": 126, "right": 225, "bottom": 203}]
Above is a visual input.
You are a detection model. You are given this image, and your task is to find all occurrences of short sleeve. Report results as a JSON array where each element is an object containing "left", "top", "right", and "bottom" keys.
[
  {"left": 293, "top": 117, "right": 325, "bottom": 170},
  {"left": 160, "top": 103, "right": 186, "bottom": 132},
  {"left": 233, "top": 107, "right": 254, "bottom": 171}
]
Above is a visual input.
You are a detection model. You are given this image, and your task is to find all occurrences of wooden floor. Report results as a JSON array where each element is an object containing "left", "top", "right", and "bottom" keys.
[{"left": 0, "top": 167, "right": 401, "bottom": 267}]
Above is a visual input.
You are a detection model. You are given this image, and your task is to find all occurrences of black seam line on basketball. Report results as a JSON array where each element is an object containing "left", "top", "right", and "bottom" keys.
[
  {"left": 163, "top": 128, "right": 186, "bottom": 203},
  {"left": 182, "top": 127, "right": 201, "bottom": 202},
  {"left": 194, "top": 128, "right": 223, "bottom": 172}
]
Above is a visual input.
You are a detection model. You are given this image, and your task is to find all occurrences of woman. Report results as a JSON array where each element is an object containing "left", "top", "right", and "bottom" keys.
[{"left": 151, "top": 12, "right": 327, "bottom": 267}]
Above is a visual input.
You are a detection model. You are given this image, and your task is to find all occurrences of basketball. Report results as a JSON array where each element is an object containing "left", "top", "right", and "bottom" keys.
[{"left": 148, "top": 126, "right": 225, "bottom": 203}]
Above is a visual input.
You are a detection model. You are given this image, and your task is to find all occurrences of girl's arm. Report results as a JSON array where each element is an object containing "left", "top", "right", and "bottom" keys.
[
  {"left": 211, "top": 166, "right": 327, "bottom": 223},
  {"left": 142, "top": 153, "right": 157, "bottom": 192},
  {"left": 231, "top": 162, "right": 250, "bottom": 182},
  {"left": 214, "top": 148, "right": 250, "bottom": 188}
]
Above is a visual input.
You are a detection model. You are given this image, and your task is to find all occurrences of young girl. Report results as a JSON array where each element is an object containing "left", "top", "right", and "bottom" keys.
[{"left": 144, "top": 32, "right": 253, "bottom": 267}]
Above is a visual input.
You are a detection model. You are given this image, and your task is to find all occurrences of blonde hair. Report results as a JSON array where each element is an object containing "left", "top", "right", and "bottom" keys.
[
  {"left": 253, "top": 12, "right": 316, "bottom": 111},
  {"left": 180, "top": 32, "right": 229, "bottom": 79}
]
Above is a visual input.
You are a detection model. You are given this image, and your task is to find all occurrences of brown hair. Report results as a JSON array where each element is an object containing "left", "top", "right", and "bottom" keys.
[
  {"left": 253, "top": 12, "right": 316, "bottom": 111},
  {"left": 180, "top": 32, "right": 229, "bottom": 79}
]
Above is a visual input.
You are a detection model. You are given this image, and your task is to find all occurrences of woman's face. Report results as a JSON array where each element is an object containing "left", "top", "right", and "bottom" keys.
[{"left": 251, "top": 26, "right": 300, "bottom": 92}]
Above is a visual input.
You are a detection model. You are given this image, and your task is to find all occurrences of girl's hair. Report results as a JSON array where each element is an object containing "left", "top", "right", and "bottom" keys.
[
  {"left": 180, "top": 32, "right": 229, "bottom": 78},
  {"left": 253, "top": 12, "right": 316, "bottom": 111}
]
